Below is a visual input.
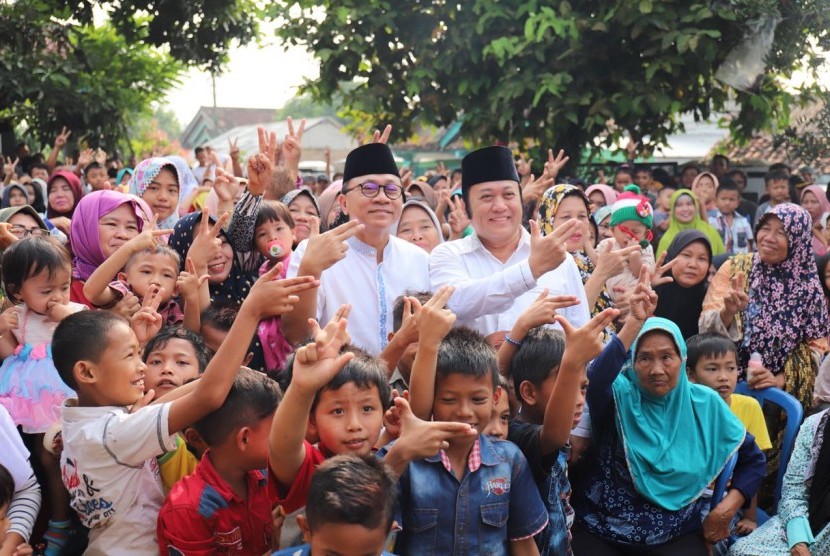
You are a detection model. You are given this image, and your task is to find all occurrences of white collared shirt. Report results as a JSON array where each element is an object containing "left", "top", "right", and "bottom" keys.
[
  {"left": 429, "top": 228, "right": 590, "bottom": 336},
  {"left": 288, "top": 234, "right": 430, "bottom": 355}
]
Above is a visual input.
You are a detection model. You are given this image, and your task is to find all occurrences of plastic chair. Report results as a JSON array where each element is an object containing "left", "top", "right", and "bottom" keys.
[
  {"left": 733, "top": 382, "right": 803, "bottom": 514},
  {"left": 710, "top": 452, "right": 739, "bottom": 512}
]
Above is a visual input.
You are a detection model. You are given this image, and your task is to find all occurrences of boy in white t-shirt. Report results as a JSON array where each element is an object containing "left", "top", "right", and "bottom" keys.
[{"left": 52, "top": 268, "right": 317, "bottom": 555}]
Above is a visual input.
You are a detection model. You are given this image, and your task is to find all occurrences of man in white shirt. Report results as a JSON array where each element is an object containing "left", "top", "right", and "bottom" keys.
[
  {"left": 285, "top": 142, "right": 430, "bottom": 355},
  {"left": 430, "top": 145, "right": 590, "bottom": 336}
]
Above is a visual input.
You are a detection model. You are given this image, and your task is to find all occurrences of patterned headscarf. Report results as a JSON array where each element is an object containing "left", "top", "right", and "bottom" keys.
[
  {"left": 741, "top": 203, "right": 830, "bottom": 373},
  {"left": 281, "top": 188, "right": 321, "bottom": 217},
  {"left": 69, "top": 190, "right": 152, "bottom": 280},
  {"left": 168, "top": 211, "right": 256, "bottom": 305},
  {"left": 164, "top": 155, "right": 199, "bottom": 210},
  {"left": 46, "top": 171, "right": 84, "bottom": 219},
  {"left": 128, "top": 157, "right": 181, "bottom": 229}
]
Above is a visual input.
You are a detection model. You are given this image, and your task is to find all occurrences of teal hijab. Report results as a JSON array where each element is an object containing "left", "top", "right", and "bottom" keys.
[{"left": 612, "top": 317, "right": 745, "bottom": 511}]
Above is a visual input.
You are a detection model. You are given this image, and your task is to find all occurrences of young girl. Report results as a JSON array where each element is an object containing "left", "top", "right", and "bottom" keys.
[
  {"left": 128, "top": 157, "right": 181, "bottom": 231},
  {"left": 0, "top": 236, "right": 86, "bottom": 555},
  {"left": 252, "top": 201, "right": 295, "bottom": 374}
]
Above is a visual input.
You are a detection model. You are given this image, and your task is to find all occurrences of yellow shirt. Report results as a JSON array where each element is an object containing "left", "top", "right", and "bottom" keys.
[
  {"left": 729, "top": 394, "right": 772, "bottom": 451},
  {"left": 158, "top": 434, "right": 199, "bottom": 493}
]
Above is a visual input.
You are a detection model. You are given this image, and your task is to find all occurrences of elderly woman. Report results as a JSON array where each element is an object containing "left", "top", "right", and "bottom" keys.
[
  {"left": 395, "top": 199, "right": 443, "bottom": 253},
  {"left": 729, "top": 409, "right": 830, "bottom": 555},
  {"left": 699, "top": 203, "right": 830, "bottom": 411},
  {"left": 282, "top": 188, "right": 321, "bottom": 244},
  {"left": 572, "top": 315, "right": 766, "bottom": 555},
  {"left": 654, "top": 230, "right": 713, "bottom": 340}
]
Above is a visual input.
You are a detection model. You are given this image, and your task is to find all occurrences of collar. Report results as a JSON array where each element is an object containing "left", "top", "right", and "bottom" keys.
[
  {"left": 461, "top": 227, "right": 530, "bottom": 256},
  {"left": 197, "top": 450, "right": 267, "bottom": 503},
  {"left": 346, "top": 234, "right": 391, "bottom": 258},
  {"left": 428, "top": 434, "right": 502, "bottom": 474}
]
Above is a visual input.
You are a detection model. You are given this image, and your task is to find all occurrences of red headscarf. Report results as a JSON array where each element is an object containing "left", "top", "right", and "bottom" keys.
[{"left": 46, "top": 171, "right": 84, "bottom": 218}]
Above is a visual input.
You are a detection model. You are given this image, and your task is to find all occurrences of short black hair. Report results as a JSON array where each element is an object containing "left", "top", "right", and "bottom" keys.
[
  {"left": 686, "top": 333, "right": 737, "bottom": 372},
  {"left": 634, "top": 165, "right": 651, "bottom": 176},
  {"left": 436, "top": 327, "right": 498, "bottom": 390},
  {"left": 201, "top": 301, "right": 239, "bottom": 332},
  {"left": 194, "top": 368, "right": 282, "bottom": 446},
  {"left": 764, "top": 169, "right": 790, "bottom": 185},
  {"left": 392, "top": 291, "right": 433, "bottom": 332},
  {"left": 509, "top": 327, "right": 565, "bottom": 403},
  {"left": 306, "top": 454, "right": 397, "bottom": 532},
  {"left": 143, "top": 326, "right": 211, "bottom": 372},
  {"left": 310, "top": 346, "right": 392, "bottom": 412},
  {"left": 726, "top": 169, "right": 747, "bottom": 183},
  {"left": 30, "top": 162, "right": 49, "bottom": 173},
  {"left": 716, "top": 179, "right": 740, "bottom": 196},
  {"left": 2, "top": 236, "right": 71, "bottom": 304},
  {"left": 53, "top": 311, "right": 130, "bottom": 390},
  {"left": 768, "top": 162, "right": 790, "bottom": 174},
  {"left": 712, "top": 154, "right": 730, "bottom": 165},
  {"left": 124, "top": 244, "right": 181, "bottom": 273},
  {"left": 83, "top": 162, "right": 104, "bottom": 176},
  {"left": 254, "top": 200, "right": 295, "bottom": 233},
  {"left": 194, "top": 147, "right": 205, "bottom": 155},
  {"left": 0, "top": 463, "right": 13, "bottom": 508}
]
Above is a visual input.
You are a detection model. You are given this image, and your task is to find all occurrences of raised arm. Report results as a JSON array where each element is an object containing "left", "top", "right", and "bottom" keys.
[{"left": 167, "top": 264, "right": 319, "bottom": 434}]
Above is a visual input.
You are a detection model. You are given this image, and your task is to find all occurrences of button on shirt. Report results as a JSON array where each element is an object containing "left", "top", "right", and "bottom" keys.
[
  {"left": 288, "top": 234, "right": 430, "bottom": 355},
  {"left": 429, "top": 229, "right": 590, "bottom": 336}
]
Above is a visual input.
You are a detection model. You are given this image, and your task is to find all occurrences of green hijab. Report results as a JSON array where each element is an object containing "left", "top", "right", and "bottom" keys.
[
  {"left": 656, "top": 189, "right": 725, "bottom": 256},
  {"left": 611, "top": 317, "right": 745, "bottom": 511}
]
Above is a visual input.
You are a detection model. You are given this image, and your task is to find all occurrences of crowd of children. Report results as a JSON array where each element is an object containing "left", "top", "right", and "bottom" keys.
[{"left": 0, "top": 125, "right": 828, "bottom": 556}]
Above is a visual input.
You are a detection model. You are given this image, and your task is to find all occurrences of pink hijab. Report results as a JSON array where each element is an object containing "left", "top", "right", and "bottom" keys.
[
  {"left": 801, "top": 185, "right": 830, "bottom": 222},
  {"left": 585, "top": 184, "right": 618, "bottom": 209}
]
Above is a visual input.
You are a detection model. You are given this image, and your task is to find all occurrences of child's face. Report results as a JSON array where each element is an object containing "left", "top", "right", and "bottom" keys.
[
  {"left": 614, "top": 172, "right": 632, "bottom": 192},
  {"left": 673, "top": 195, "right": 696, "bottom": 224},
  {"left": 86, "top": 168, "right": 109, "bottom": 191},
  {"left": 656, "top": 188, "right": 674, "bottom": 211},
  {"left": 122, "top": 253, "right": 178, "bottom": 303},
  {"left": 302, "top": 521, "right": 389, "bottom": 556},
  {"left": 715, "top": 189, "right": 740, "bottom": 216},
  {"left": 482, "top": 386, "right": 510, "bottom": 440},
  {"left": 254, "top": 218, "right": 295, "bottom": 262},
  {"left": 141, "top": 168, "right": 180, "bottom": 221},
  {"left": 86, "top": 321, "right": 147, "bottom": 406},
  {"left": 288, "top": 195, "right": 320, "bottom": 243},
  {"left": 144, "top": 338, "right": 201, "bottom": 398},
  {"left": 311, "top": 383, "right": 384, "bottom": 456},
  {"left": 432, "top": 372, "right": 495, "bottom": 435},
  {"left": 611, "top": 220, "right": 647, "bottom": 248},
  {"left": 767, "top": 179, "right": 791, "bottom": 204},
  {"left": 99, "top": 204, "right": 140, "bottom": 258},
  {"left": 18, "top": 266, "right": 71, "bottom": 315},
  {"left": 692, "top": 175, "right": 716, "bottom": 203},
  {"left": 691, "top": 352, "right": 738, "bottom": 403},
  {"left": 532, "top": 367, "right": 588, "bottom": 429}
]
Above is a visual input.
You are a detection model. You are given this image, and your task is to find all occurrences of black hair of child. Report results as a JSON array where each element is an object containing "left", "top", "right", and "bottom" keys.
[
  {"left": 0, "top": 463, "right": 13, "bottom": 508},
  {"left": 716, "top": 179, "right": 740, "bottom": 196},
  {"left": 201, "top": 301, "right": 240, "bottom": 332},
  {"left": 686, "top": 333, "right": 738, "bottom": 372},
  {"left": 254, "top": 201, "right": 295, "bottom": 234},
  {"left": 83, "top": 161, "right": 103, "bottom": 176},
  {"left": 304, "top": 345, "right": 393, "bottom": 412},
  {"left": 143, "top": 326, "right": 212, "bottom": 373},
  {"left": 123, "top": 243, "right": 181, "bottom": 272},
  {"left": 193, "top": 367, "right": 282, "bottom": 446},
  {"left": 306, "top": 454, "right": 397, "bottom": 532},
  {"left": 53, "top": 311, "right": 130, "bottom": 391},
  {"left": 392, "top": 291, "right": 433, "bottom": 332},
  {"left": 1, "top": 235, "right": 71, "bottom": 304},
  {"left": 436, "top": 326, "right": 499, "bottom": 390},
  {"left": 764, "top": 169, "right": 790, "bottom": 185},
  {"left": 509, "top": 327, "right": 565, "bottom": 403}
]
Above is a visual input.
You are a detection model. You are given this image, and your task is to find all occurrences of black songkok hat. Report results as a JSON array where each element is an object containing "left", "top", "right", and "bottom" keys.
[
  {"left": 342, "top": 143, "right": 400, "bottom": 192},
  {"left": 461, "top": 146, "right": 519, "bottom": 196}
]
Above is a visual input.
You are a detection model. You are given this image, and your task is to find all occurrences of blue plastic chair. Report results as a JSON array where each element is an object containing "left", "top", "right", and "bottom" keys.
[
  {"left": 733, "top": 382, "right": 803, "bottom": 514},
  {"left": 710, "top": 452, "right": 739, "bottom": 512}
]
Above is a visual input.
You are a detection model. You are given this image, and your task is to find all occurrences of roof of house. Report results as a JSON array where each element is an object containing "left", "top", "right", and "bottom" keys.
[{"left": 180, "top": 106, "right": 278, "bottom": 148}]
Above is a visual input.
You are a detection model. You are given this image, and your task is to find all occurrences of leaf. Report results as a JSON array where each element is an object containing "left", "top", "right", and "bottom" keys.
[{"left": 639, "top": 0, "right": 653, "bottom": 14}]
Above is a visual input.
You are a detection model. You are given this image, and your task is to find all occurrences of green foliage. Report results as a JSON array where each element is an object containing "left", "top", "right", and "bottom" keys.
[{"left": 272, "top": 0, "right": 829, "bottom": 168}]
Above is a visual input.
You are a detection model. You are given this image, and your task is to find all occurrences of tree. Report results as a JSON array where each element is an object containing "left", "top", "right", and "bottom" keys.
[{"left": 273, "top": 0, "right": 830, "bottom": 168}]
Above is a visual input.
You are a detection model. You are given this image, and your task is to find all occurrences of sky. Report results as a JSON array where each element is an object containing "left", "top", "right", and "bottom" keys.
[{"left": 164, "top": 39, "right": 318, "bottom": 128}]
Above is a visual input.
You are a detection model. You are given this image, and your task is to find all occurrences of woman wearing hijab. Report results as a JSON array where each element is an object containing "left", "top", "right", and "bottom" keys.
[
  {"left": 700, "top": 203, "right": 830, "bottom": 411},
  {"left": 1, "top": 184, "right": 29, "bottom": 208},
  {"left": 585, "top": 184, "right": 619, "bottom": 212},
  {"left": 164, "top": 155, "right": 200, "bottom": 216},
  {"left": 25, "top": 178, "right": 47, "bottom": 214},
  {"left": 657, "top": 189, "right": 725, "bottom": 257},
  {"left": 46, "top": 171, "right": 84, "bottom": 235},
  {"left": 128, "top": 157, "right": 181, "bottom": 231},
  {"left": 800, "top": 185, "right": 830, "bottom": 256},
  {"left": 404, "top": 180, "right": 438, "bottom": 209},
  {"left": 654, "top": 230, "right": 712, "bottom": 340},
  {"left": 0, "top": 205, "right": 49, "bottom": 253},
  {"left": 730, "top": 408, "right": 830, "bottom": 555},
  {"left": 691, "top": 171, "right": 719, "bottom": 218},
  {"left": 395, "top": 199, "right": 444, "bottom": 253},
  {"left": 69, "top": 190, "right": 152, "bottom": 308},
  {"left": 572, "top": 316, "right": 766, "bottom": 554},
  {"left": 115, "top": 167, "right": 134, "bottom": 190},
  {"left": 539, "top": 184, "right": 619, "bottom": 339},
  {"left": 282, "top": 188, "right": 321, "bottom": 244}
]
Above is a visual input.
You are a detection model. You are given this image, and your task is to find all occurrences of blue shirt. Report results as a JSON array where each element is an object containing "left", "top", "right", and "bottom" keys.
[
  {"left": 272, "top": 545, "right": 394, "bottom": 556},
  {"left": 380, "top": 434, "right": 548, "bottom": 556}
]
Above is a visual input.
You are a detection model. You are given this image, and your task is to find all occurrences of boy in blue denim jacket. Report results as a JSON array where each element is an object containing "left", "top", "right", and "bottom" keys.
[
  {"left": 500, "top": 302, "right": 620, "bottom": 555},
  {"left": 392, "top": 300, "right": 549, "bottom": 555}
]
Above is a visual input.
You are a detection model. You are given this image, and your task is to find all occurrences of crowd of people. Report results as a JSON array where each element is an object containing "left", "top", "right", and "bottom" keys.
[{"left": 0, "top": 121, "right": 828, "bottom": 556}]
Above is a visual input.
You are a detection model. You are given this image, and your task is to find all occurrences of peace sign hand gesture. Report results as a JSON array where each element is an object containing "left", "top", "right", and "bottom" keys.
[
  {"left": 54, "top": 126, "right": 72, "bottom": 148},
  {"left": 132, "top": 285, "right": 165, "bottom": 345}
]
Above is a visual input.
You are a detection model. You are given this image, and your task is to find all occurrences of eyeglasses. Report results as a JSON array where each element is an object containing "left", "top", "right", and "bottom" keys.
[
  {"left": 9, "top": 226, "right": 49, "bottom": 238},
  {"left": 345, "top": 182, "right": 403, "bottom": 200}
]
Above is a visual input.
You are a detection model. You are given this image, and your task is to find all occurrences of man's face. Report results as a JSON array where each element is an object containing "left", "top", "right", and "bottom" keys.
[{"left": 467, "top": 180, "right": 522, "bottom": 247}]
